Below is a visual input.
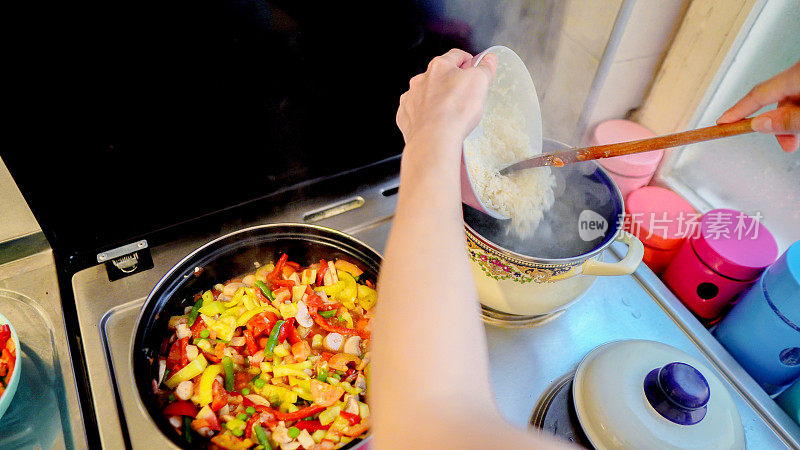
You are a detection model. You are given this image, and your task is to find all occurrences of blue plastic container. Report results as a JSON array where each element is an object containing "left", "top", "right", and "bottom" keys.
[{"left": 714, "top": 241, "right": 800, "bottom": 394}]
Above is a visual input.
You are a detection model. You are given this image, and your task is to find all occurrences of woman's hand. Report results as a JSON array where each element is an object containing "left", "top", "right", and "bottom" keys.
[
  {"left": 717, "top": 60, "right": 800, "bottom": 153},
  {"left": 396, "top": 48, "right": 497, "bottom": 146}
]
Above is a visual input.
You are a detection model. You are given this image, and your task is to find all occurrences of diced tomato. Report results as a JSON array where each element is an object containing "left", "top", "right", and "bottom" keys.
[
  {"left": 243, "top": 329, "right": 259, "bottom": 355},
  {"left": 211, "top": 379, "right": 227, "bottom": 411},
  {"left": 365, "top": 279, "right": 375, "bottom": 289},
  {"left": 340, "top": 411, "right": 361, "bottom": 426},
  {"left": 294, "top": 420, "right": 330, "bottom": 433},
  {"left": 328, "top": 353, "right": 360, "bottom": 372},
  {"left": 190, "top": 316, "right": 206, "bottom": 338},
  {"left": 247, "top": 312, "right": 278, "bottom": 338},
  {"left": 162, "top": 400, "right": 198, "bottom": 417},
  {"left": 291, "top": 340, "right": 311, "bottom": 362},
  {"left": 281, "top": 266, "right": 296, "bottom": 280},
  {"left": 310, "top": 379, "right": 345, "bottom": 407},
  {"left": 258, "top": 337, "right": 269, "bottom": 349},
  {"left": 319, "top": 352, "right": 335, "bottom": 362},
  {"left": 214, "top": 343, "right": 225, "bottom": 360},
  {"left": 167, "top": 337, "right": 190, "bottom": 370},
  {"left": 234, "top": 371, "right": 250, "bottom": 391},
  {"left": 343, "top": 421, "right": 370, "bottom": 437},
  {"left": 355, "top": 319, "right": 369, "bottom": 332},
  {"left": 270, "top": 287, "right": 290, "bottom": 304}
]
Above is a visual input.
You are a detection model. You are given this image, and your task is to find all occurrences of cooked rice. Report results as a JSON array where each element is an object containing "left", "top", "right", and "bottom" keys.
[{"left": 464, "top": 94, "right": 555, "bottom": 238}]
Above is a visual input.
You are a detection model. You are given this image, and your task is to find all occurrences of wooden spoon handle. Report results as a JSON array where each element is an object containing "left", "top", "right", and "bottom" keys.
[{"left": 576, "top": 118, "right": 754, "bottom": 161}]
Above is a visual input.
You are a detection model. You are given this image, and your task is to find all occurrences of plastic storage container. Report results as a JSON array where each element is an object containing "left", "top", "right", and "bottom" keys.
[
  {"left": 662, "top": 209, "right": 778, "bottom": 322},
  {"left": 776, "top": 378, "right": 800, "bottom": 425},
  {"left": 591, "top": 120, "right": 663, "bottom": 199},
  {"left": 625, "top": 186, "right": 697, "bottom": 275},
  {"left": 714, "top": 241, "right": 800, "bottom": 394}
]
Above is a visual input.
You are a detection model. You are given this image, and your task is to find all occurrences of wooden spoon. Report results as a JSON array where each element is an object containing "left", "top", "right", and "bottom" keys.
[{"left": 499, "top": 118, "right": 754, "bottom": 175}]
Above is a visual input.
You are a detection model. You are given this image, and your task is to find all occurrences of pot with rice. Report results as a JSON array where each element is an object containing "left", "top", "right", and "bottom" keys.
[{"left": 461, "top": 46, "right": 644, "bottom": 325}]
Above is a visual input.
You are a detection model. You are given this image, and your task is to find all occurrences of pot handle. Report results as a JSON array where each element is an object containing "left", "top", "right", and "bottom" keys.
[{"left": 581, "top": 231, "right": 644, "bottom": 276}]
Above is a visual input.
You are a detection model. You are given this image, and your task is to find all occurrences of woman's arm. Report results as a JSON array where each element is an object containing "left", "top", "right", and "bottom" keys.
[{"left": 371, "top": 49, "right": 571, "bottom": 449}]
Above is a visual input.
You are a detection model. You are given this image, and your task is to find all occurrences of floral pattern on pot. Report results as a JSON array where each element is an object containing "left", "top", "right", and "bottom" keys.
[{"left": 466, "top": 232, "right": 578, "bottom": 284}]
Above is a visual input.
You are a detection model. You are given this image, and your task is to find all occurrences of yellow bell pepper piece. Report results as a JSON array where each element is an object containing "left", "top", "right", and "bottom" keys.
[
  {"left": 165, "top": 354, "right": 208, "bottom": 389},
  {"left": 236, "top": 306, "right": 275, "bottom": 327},
  {"left": 357, "top": 284, "right": 377, "bottom": 310},
  {"left": 191, "top": 363, "right": 223, "bottom": 405},
  {"left": 317, "top": 281, "right": 344, "bottom": 296},
  {"left": 223, "top": 287, "right": 246, "bottom": 307},
  {"left": 199, "top": 301, "right": 227, "bottom": 317},
  {"left": 202, "top": 290, "right": 214, "bottom": 304},
  {"left": 279, "top": 402, "right": 299, "bottom": 414},
  {"left": 242, "top": 295, "right": 259, "bottom": 311},
  {"left": 255, "top": 384, "right": 297, "bottom": 405},
  {"left": 336, "top": 270, "right": 357, "bottom": 303},
  {"left": 339, "top": 311, "right": 354, "bottom": 329}
]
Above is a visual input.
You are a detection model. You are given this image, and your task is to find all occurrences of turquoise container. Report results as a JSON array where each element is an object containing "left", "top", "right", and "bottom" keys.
[
  {"left": 777, "top": 379, "right": 800, "bottom": 425},
  {"left": 714, "top": 241, "right": 800, "bottom": 394}
]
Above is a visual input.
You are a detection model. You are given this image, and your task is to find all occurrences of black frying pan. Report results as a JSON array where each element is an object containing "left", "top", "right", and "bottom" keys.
[{"left": 132, "top": 223, "right": 382, "bottom": 448}]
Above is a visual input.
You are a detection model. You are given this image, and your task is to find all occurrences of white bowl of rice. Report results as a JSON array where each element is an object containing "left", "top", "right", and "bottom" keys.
[{"left": 460, "top": 45, "right": 553, "bottom": 238}]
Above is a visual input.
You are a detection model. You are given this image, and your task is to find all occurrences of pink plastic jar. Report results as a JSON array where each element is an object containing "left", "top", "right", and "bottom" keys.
[
  {"left": 662, "top": 209, "right": 778, "bottom": 322},
  {"left": 625, "top": 186, "right": 697, "bottom": 275},
  {"left": 590, "top": 120, "right": 663, "bottom": 199}
]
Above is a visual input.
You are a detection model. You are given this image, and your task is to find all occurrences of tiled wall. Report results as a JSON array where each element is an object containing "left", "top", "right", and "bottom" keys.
[{"left": 580, "top": 0, "right": 691, "bottom": 142}]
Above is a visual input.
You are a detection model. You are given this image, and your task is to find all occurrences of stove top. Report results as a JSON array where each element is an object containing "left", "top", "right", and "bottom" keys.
[{"left": 71, "top": 163, "right": 799, "bottom": 449}]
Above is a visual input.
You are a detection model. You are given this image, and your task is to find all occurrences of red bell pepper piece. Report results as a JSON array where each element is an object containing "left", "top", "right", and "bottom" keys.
[
  {"left": 340, "top": 411, "right": 361, "bottom": 426},
  {"left": 162, "top": 400, "right": 199, "bottom": 417},
  {"left": 277, "top": 317, "right": 295, "bottom": 343},
  {"left": 271, "top": 279, "right": 295, "bottom": 288},
  {"left": 0, "top": 325, "right": 11, "bottom": 350},
  {"left": 316, "top": 259, "right": 328, "bottom": 286},
  {"left": 294, "top": 420, "right": 331, "bottom": 433},
  {"left": 275, "top": 404, "right": 326, "bottom": 421},
  {"left": 287, "top": 323, "right": 303, "bottom": 345},
  {"left": 267, "top": 253, "right": 288, "bottom": 280},
  {"left": 210, "top": 379, "right": 227, "bottom": 411},
  {"left": 285, "top": 261, "right": 301, "bottom": 270},
  {"left": 244, "top": 400, "right": 326, "bottom": 422},
  {"left": 312, "top": 313, "right": 367, "bottom": 339},
  {"left": 243, "top": 329, "right": 259, "bottom": 356},
  {"left": 178, "top": 337, "right": 190, "bottom": 368}
]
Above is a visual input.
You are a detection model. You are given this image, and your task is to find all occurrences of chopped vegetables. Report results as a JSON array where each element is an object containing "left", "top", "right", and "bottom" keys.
[{"left": 157, "top": 254, "right": 374, "bottom": 448}]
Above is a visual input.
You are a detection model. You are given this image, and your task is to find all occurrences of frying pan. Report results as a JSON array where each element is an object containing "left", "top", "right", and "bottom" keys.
[{"left": 132, "top": 223, "right": 381, "bottom": 448}]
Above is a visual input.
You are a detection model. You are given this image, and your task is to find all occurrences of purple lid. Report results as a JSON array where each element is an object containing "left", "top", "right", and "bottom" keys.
[
  {"left": 644, "top": 362, "right": 710, "bottom": 425},
  {"left": 692, "top": 209, "right": 778, "bottom": 280}
]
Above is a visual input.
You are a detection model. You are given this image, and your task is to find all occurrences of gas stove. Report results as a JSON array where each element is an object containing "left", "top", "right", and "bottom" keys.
[{"left": 70, "top": 162, "right": 799, "bottom": 448}]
